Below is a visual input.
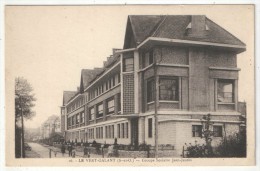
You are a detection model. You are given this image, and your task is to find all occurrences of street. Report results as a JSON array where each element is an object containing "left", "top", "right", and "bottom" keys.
[{"left": 25, "top": 142, "right": 103, "bottom": 158}]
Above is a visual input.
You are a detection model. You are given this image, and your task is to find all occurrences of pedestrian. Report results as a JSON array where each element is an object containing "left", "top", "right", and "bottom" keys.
[
  {"left": 84, "top": 146, "right": 90, "bottom": 158},
  {"left": 107, "top": 145, "right": 114, "bottom": 158},
  {"left": 68, "top": 144, "right": 72, "bottom": 157},
  {"left": 72, "top": 146, "right": 76, "bottom": 158},
  {"left": 61, "top": 143, "right": 66, "bottom": 157}
]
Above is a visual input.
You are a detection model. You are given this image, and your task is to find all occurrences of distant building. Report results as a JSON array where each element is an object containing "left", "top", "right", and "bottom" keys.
[
  {"left": 61, "top": 15, "right": 246, "bottom": 156},
  {"left": 60, "top": 91, "right": 77, "bottom": 137},
  {"left": 41, "top": 115, "right": 61, "bottom": 139}
]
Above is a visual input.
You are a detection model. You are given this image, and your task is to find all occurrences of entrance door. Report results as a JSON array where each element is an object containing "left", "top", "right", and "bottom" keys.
[{"left": 131, "top": 118, "right": 139, "bottom": 146}]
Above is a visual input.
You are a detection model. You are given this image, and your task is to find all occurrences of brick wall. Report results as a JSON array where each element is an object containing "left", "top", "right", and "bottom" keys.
[
  {"left": 207, "top": 50, "right": 237, "bottom": 68},
  {"left": 123, "top": 74, "right": 135, "bottom": 114},
  {"left": 154, "top": 47, "right": 189, "bottom": 65}
]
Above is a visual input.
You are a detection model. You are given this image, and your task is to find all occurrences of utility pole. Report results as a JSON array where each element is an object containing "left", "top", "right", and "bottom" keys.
[{"left": 154, "top": 62, "right": 159, "bottom": 158}]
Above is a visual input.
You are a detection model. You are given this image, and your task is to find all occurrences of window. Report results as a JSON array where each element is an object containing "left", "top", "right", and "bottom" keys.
[
  {"left": 108, "top": 126, "right": 111, "bottom": 138},
  {"left": 112, "top": 125, "right": 114, "bottom": 138},
  {"left": 123, "top": 57, "right": 134, "bottom": 72},
  {"left": 217, "top": 79, "right": 234, "bottom": 103},
  {"left": 88, "top": 128, "right": 94, "bottom": 139},
  {"left": 108, "top": 79, "right": 111, "bottom": 89},
  {"left": 107, "top": 99, "right": 115, "bottom": 114},
  {"left": 105, "top": 125, "right": 114, "bottom": 139},
  {"left": 81, "top": 112, "right": 85, "bottom": 123},
  {"left": 125, "top": 122, "right": 128, "bottom": 138},
  {"left": 112, "top": 76, "right": 115, "bottom": 87},
  {"left": 89, "top": 128, "right": 95, "bottom": 139},
  {"left": 106, "top": 81, "right": 108, "bottom": 90},
  {"left": 76, "top": 114, "right": 80, "bottom": 124},
  {"left": 148, "top": 118, "right": 153, "bottom": 138},
  {"left": 118, "top": 74, "right": 121, "bottom": 83},
  {"left": 97, "top": 103, "right": 103, "bottom": 118},
  {"left": 96, "top": 127, "right": 103, "bottom": 139},
  {"left": 67, "top": 117, "right": 71, "bottom": 128},
  {"left": 105, "top": 126, "right": 108, "bottom": 138},
  {"left": 98, "top": 86, "right": 101, "bottom": 95},
  {"left": 117, "top": 124, "right": 120, "bottom": 138},
  {"left": 148, "top": 51, "right": 154, "bottom": 65},
  {"left": 192, "top": 125, "right": 202, "bottom": 137},
  {"left": 147, "top": 79, "right": 155, "bottom": 103},
  {"left": 213, "top": 126, "right": 223, "bottom": 137},
  {"left": 71, "top": 116, "right": 75, "bottom": 125},
  {"left": 118, "top": 93, "right": 121, "bottom": 112},
  {"left": 89, "top": 107, "right": 94, "bottom": 120},
  {"left": 159, "top": 78, "right": 179, "bottom": 101},
  {"left": 121, "top": 123, "right": 124, "bottom": 138},
  {"left": 101, "top": 127, "right": 103, "bottom": 138}
]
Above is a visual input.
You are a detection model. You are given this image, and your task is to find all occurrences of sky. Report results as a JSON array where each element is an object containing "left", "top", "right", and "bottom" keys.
[{"left": 5, "top": 5, "right": 254, "bottom": 128}]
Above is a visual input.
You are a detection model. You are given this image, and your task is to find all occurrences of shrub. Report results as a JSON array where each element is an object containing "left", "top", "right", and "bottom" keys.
[
  {"left": 184, "top": 142, "right": 208, "bottom": 158},
  {"left": 215, "top": 131, "right": 246, "bottom": 157}
]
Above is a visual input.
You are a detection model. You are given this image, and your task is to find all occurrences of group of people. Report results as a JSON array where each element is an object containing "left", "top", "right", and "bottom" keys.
[
  {"left": 59, "top": 141, "right": 116, "bottom": 158},
  {"left": 61, "top": 143, "right": 76, "bottom": 157}
]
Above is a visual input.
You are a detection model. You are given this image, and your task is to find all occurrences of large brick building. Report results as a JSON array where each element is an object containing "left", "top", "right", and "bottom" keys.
[{"left": 61, "top": 15, "right": 246, "bottom": 156}]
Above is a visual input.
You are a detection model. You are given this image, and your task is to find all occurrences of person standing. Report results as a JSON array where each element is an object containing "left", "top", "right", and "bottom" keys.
[
  {"left": 72, "top": 146, "right": 76, "bottom": 158},
  {"left": 68, "top": 144, "right": 72, "bottom": 157},
  {"left": 107, "top": 145, "right": 114, "bottom": 157},
  {"left": 61, "top": 143, "right": 66, "bottom": 157},
  {"left": 84, "top": 146, "right": 90, "bottom": 158}
]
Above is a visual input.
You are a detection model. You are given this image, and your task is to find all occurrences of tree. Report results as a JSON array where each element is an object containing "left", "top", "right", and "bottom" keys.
[
  {"left": 184, "top": 114, "right": 214, "bottom": 158},
  {"left": 201, "top": 114, "right": 214, "bottom": 157},
  {"left": 15, "top": 77, "right": 36, "bottom": 158},
  {"left": 15, "top": 77, "right": 36, "bottom": 121}
]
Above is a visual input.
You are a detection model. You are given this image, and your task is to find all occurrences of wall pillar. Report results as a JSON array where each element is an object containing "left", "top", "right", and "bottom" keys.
[
  {"left": 134, "top": 50, "right": 139, "bottom": 114},
  {"left": 103, "top": 100, "right": 107, "bottom": 121},
  {"left": 138, "top": 117, "right": 145, "bottom": 144}
]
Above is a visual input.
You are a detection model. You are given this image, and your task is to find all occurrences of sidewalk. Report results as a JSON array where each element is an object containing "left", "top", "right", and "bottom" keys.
[
  {"left": 46, "top": 144, "right": 104, "bottom": 158},
  {"left": 25, "top": 150, "right": 40, "bottom": 158}
]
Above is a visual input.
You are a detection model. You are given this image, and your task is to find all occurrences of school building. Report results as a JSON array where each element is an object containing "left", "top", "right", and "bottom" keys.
[{"left": 60, "top": 15, "right": 246, "bottom": 156}]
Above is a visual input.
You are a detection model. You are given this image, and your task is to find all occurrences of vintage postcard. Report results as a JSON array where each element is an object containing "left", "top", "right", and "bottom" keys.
[{"left": 4, "top": 5, "right": 255, "bottom": 166}]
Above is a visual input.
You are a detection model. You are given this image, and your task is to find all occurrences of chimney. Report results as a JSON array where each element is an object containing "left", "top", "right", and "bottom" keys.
[
  {"left": 191, "top": 15, "right": 206, "bottom": 37},
  {"left": 103, "top": 61, "right": 107, "bottom": 67},
  {"left": 113, "top": 48, "right": 121, "bottom": 55}
]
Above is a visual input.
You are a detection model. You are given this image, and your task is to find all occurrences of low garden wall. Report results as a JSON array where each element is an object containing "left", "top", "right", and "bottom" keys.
[{"left": 52, "top": 143, "right": 177, "bottom": 158}]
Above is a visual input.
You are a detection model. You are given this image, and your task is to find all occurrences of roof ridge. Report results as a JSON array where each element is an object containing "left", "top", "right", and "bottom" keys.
[
  {"left": 128, "top": 16, "right": 139, "bottom": 44},
  {"left": 206, "top": 17, "right": 246, "bottom": 46},
  {"left": 151, "top": 15, "right": 168, "bottom": 37},
  {"left": 63, "top": 91, "right": 77, "bottom": 93}
]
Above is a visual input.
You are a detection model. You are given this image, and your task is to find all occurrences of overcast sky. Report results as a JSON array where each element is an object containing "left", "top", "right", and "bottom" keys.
[{"left": 5, "top": 5, "right": 254, "bottom": 128}]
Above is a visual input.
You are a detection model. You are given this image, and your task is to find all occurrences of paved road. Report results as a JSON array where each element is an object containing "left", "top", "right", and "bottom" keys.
[
  {"left": 27, "top": 142, "right": 70, "bottom": 158},
  {"left": 26, "top": 142, "right": 103, "bottom": 158}
]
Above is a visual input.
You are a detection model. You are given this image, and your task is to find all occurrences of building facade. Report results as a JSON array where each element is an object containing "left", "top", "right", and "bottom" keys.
[
  {"left": 41, "top": 115, "right": 61, "bottom": 139},
  {"left": 61, "top": 15, "right": 246, "bottom": 156}
]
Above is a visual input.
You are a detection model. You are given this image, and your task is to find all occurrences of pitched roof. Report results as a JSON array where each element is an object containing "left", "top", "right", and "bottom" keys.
[
  {"left": 126, "top": 15, "right": 245, "bottom": 48},
  {"left": 80, "top": 69, "right": 101, "bottom": 90},
  {"left": 62, "top": 91, "right": 77, "bottom": 106}
]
